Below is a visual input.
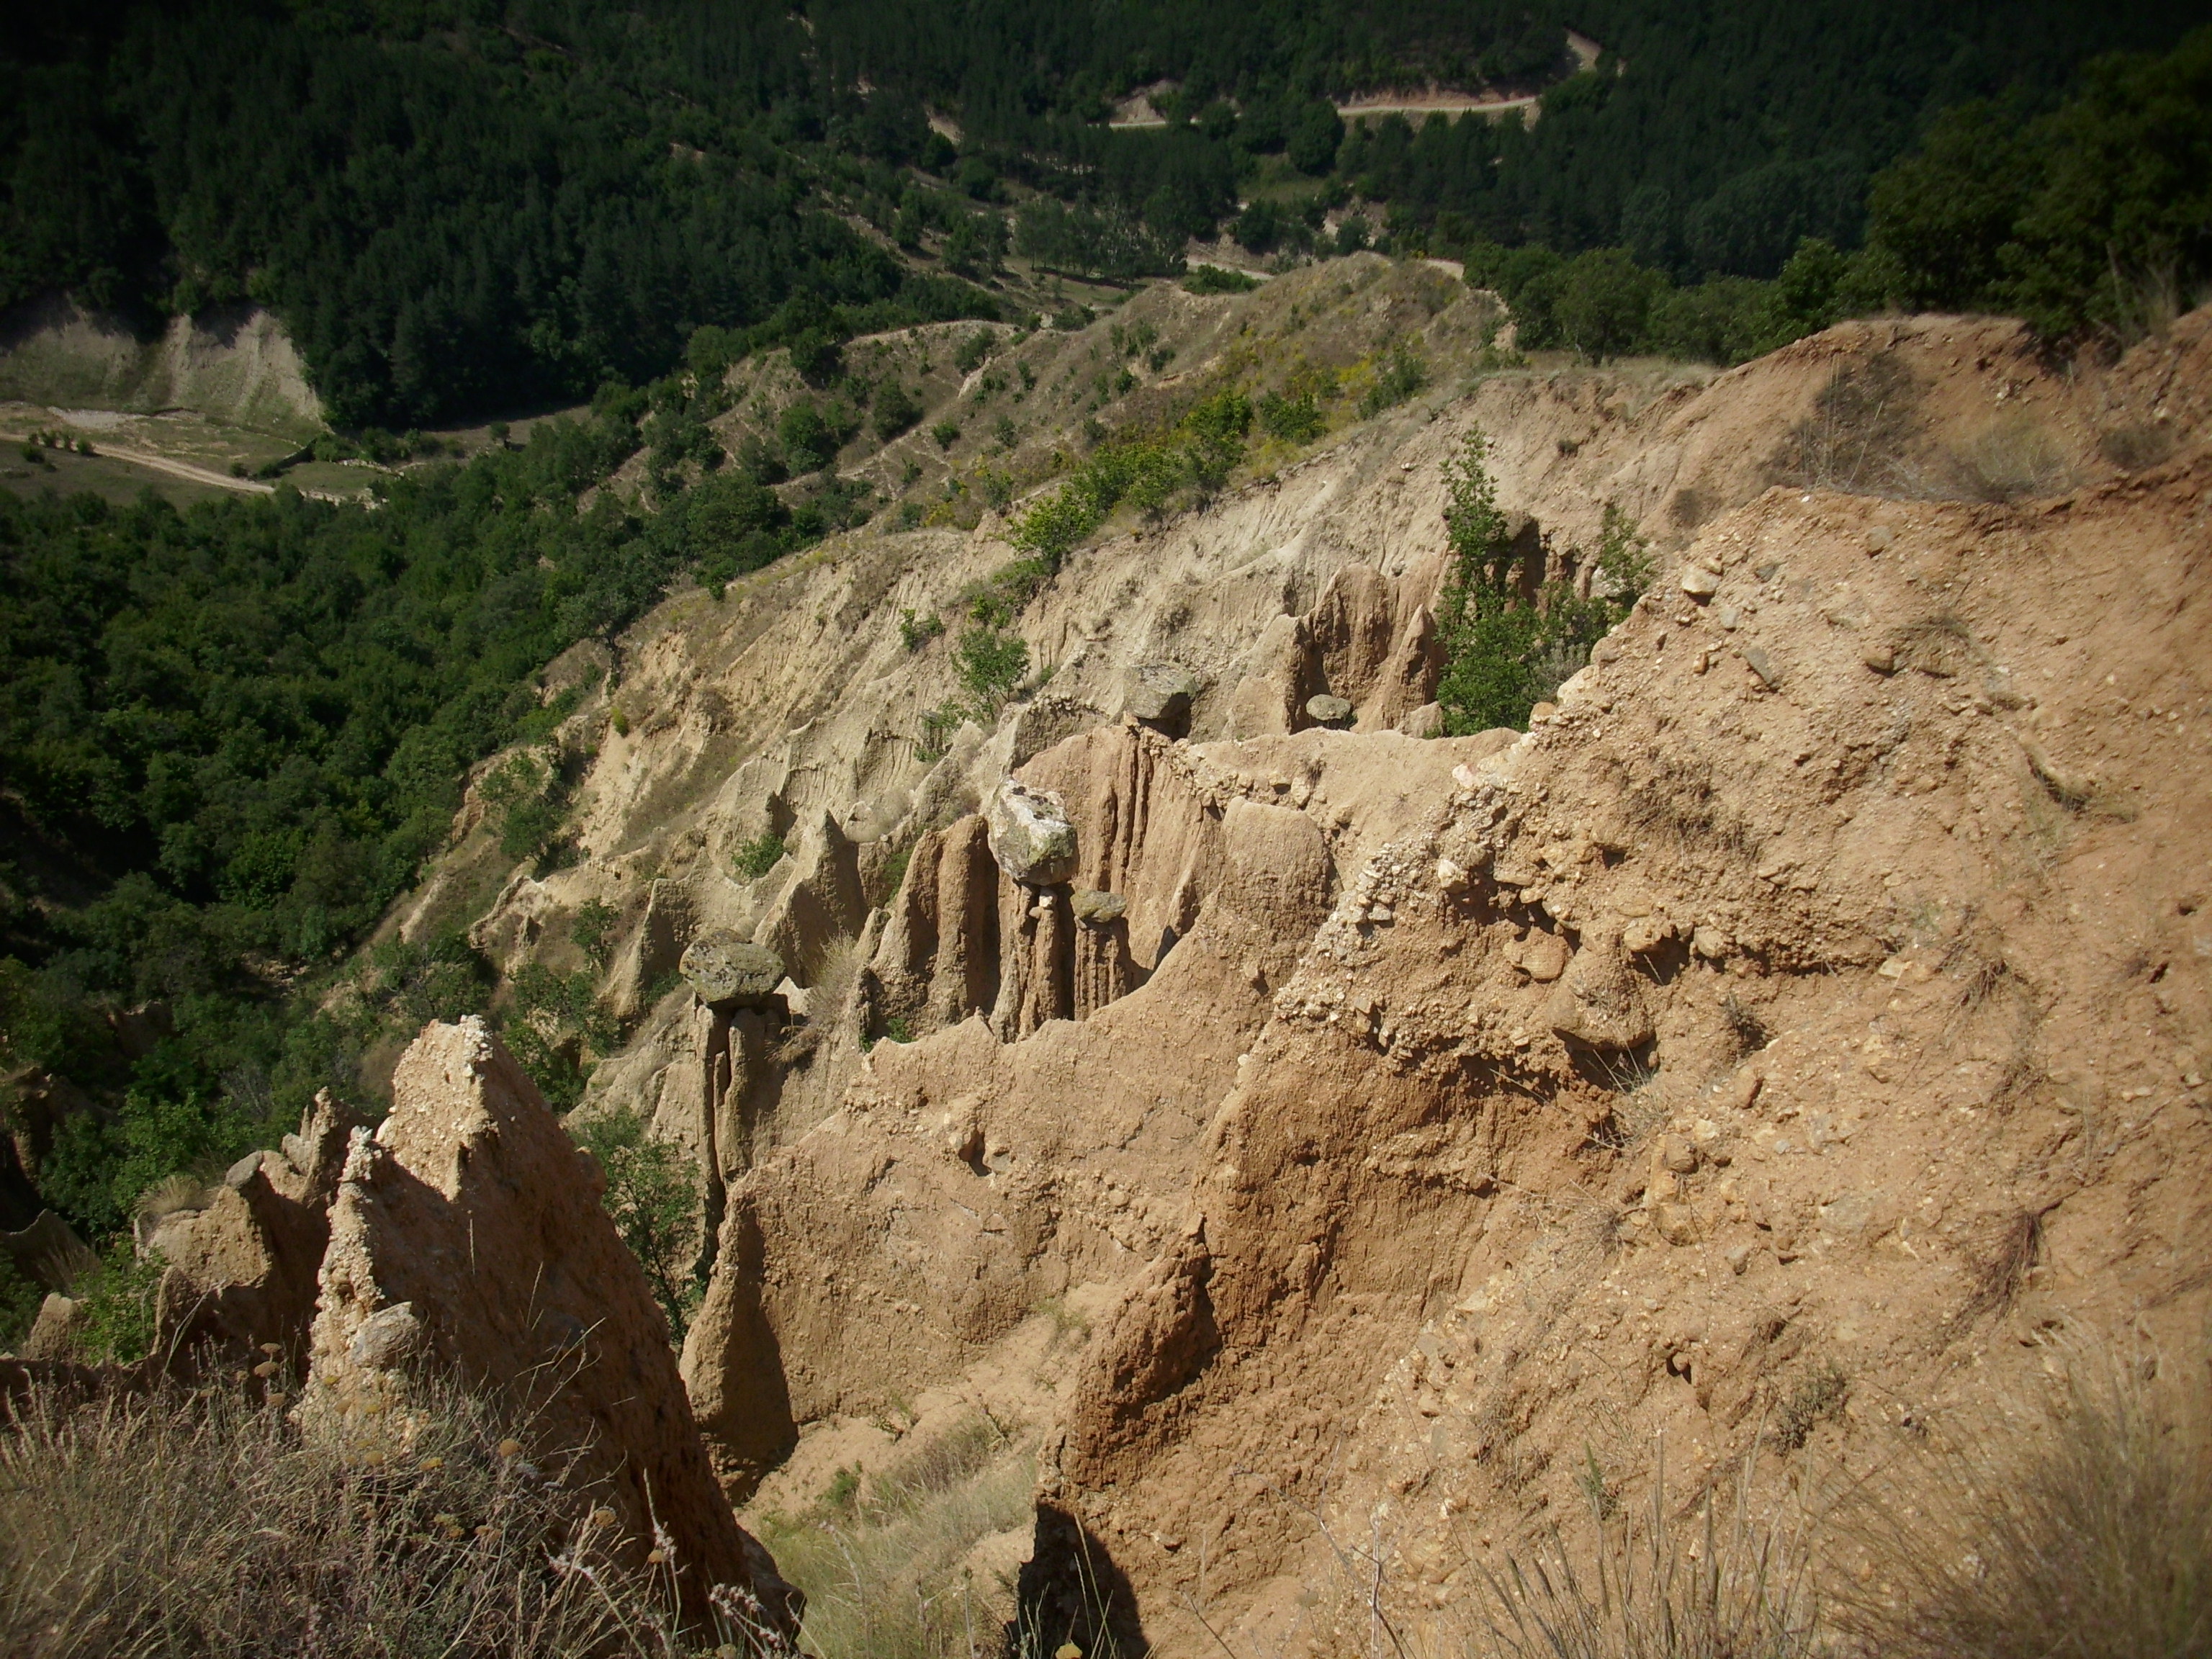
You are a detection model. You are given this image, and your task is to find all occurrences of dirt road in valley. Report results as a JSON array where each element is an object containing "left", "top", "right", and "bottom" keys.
[
  {"left": 1112, "top": 33, "right": 1605, "bottom": 130},
  {"left": 1336, "top": 32, "right": 1603, "bottom": 123},
  {"left": 1, "top": 430, "right": 368, "bottom": 505},
  {"left": 1, "top": 430, "right": 273, "bottom": 495}
]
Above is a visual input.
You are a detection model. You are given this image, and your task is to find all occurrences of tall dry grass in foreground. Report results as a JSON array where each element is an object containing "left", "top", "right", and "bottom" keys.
[
  {"left": 1279, "top": 1351, "right": 2209, "bottom": 1659},
  {"left": 1830, "top": 1356, "right": 2212, "bottom": 1659},
  {"left": 1280, "top": 1442, "right": 1818, "bottom": 1659},
  {"left": 6, "top": 1346, "right": 2202, "bottom": 1659},
  {"left": 0, "top": 1375, "right": 786, "bottom": 1658}
]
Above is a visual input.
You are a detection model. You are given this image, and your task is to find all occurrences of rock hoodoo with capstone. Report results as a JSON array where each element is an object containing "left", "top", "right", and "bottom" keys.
[
  {"left": 1123, "top": 663, "right": 1201, "bottom": 730},
  {"left": 984, "top": 778, "right": 1079, "bottom": 886},
  {"left": 1071, "top": 888, "right": 1127, "bottom": 923},
  {"left": 680, "top": 930, "right": 786, "bottom": 1010}
]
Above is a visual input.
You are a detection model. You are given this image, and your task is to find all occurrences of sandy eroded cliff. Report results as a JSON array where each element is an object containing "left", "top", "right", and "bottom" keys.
[{"left": 377, "top": 269, "right": 2211, "bottom": 1653}]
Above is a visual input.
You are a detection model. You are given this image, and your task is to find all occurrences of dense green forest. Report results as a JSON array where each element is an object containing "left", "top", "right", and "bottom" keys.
[
  {"left": 3, "top": 1, "right": 999, "bottom": 426},
  {"left": 2, "top": 0, "right": 2209, "bottom": 1282},
  {"left": 1452, "top": 24, "right": 2212, "bottom": 365},
  {"left": 0, "top": 412, "right": 644, "bottom": 1230},
  {"left": 0, "top": 312, "right": 891, "bottom": 1256},
  {"left": 7, "top": 1, "right": 2203, "bottom": 426},
  {"left": 837, "top": 0, "right": 2202, "bottom": 279}
]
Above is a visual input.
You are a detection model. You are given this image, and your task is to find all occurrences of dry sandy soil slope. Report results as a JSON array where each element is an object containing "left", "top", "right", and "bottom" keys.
[{"left": 376, "top": 268, "right": 2209, "bottom": 1653}]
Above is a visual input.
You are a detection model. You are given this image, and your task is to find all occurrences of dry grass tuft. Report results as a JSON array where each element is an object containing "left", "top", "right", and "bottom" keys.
[
  {"left": 1297, "top": 1442, "right": 1821, "bottom": 1659},
  {"left": 1274, "top": 1349, "right": 2209, "bottom": 1659},
  {"left": 1721, "top": 994, "right": 1771, "bottom": 1060},
  {"left": 755, "top": 1414, "right": 1036, "bottom": 1659},
  {"left": 2098, "top": 423, "right": 2175, "bottom": 473},
  {"left": 0, "top": 1374, "right": 788, "bottom": 1658},
  {"left": 1953, "top": 1208, "right": 2047, "bottom": 1331},
  {"left": 132, "top": 1170, "right": 216, "bottom": 1226},
  {"left": 1773, "top": 1364, "right": 1851, "bottom": 1453},
  {"left": 1613, "top": 753, "right": 1763, "bottom": 860},
  {"left": 1830, "top": 1353, "right": 2212, "bottom": 1659},
  {"left": 1938, "top": 924, "right": 2030, "bottom": 1038},
  {"left": 1768, "top": 356, "right": 1926, "bottom": 498},
  {"left": 804, "top": 933, "right": 867, "bottom": 1029},
  {"left": 1953, "top": 415, "right": 2073, "bottom": 502},
  {"left": 1459, "top": 1478, "right": 1820, "bottom": 1659}
]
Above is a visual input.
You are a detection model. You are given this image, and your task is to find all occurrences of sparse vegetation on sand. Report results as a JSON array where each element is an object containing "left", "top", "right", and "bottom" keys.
[
  {"left": 755, "top": 1416, "right": 1035, "bottom": 1659},
  {"left": 1007, "top": 389, "right": 1254, "bottom": 572}
]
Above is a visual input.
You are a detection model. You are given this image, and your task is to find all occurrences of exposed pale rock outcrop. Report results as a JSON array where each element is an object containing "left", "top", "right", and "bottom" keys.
[
  {"left": 985, "top": 779, "right": 1080, "bottom": 886},
  {"left": 1044, "top": 416, "right": 2212, "bottom": 1654},
  {"left": 143, "top": 1090, "right": 361, "bottom": 1371},
  {"left": 302, "top": 1017, "right": 799, "bottom": 1637},
  {"left": 675, "top": 721, "right": 1489, "bottom": 1507},
  {"left": 682, "top": 932, "right": 786, "bottom": 1010},
  {"left": 0, "top": 296, "right": 325, "bottom": 440},
  {"left": 1123, "top": 663, "right": 1201, "bottom": 732}
]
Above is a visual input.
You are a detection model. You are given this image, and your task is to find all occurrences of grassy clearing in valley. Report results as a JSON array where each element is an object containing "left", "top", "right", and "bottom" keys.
[{"left": 0, "top": 444, "right": 240, "bottom": 509}]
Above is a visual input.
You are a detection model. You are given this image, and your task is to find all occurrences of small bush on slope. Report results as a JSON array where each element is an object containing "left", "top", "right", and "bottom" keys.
[
  {"left": 1358, "top": 340, "right": 1430, "bottom": 417},
  {"left": 569, "top": 1105, "right": 706, "bottom": 1339},
  {"left": 58, "top": 1241, "right": 165, "bottom": 1364},
  {"left": 734, "top": 832, "right": 789, "bottom": 880},
  {"left": 1007, "top": 390, "right": 1253, "bottom": 572},
  {"left": 1434, "top": 430, "right": 1652, "bottom": 734},
  {"left": 955, "top": 626, "right": 1030, "bottom": 716},
  {"left": 0, "top": 1253, "right": 40, "bottom": 1350}
]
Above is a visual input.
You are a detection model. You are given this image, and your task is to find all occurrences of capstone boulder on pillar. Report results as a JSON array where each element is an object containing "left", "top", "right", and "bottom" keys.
[{"left": 984, "top": 778, "right": 1079, "bottom": 886}]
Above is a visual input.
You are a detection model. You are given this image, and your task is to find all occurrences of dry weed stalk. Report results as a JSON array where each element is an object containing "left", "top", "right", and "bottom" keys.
[{"left": 804, "top": 932, "right": 868, "bottom": 1028}]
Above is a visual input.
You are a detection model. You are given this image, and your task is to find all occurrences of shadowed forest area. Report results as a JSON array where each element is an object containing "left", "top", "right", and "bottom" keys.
[{"left": 6, "top": 1, "right": 2205, "bottom": 424}]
